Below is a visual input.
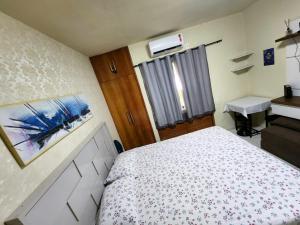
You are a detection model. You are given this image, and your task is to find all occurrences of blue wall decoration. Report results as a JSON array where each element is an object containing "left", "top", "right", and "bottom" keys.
[
  {"left": 0, "top": 95, "right": 92, "bottom": 167},
  {"left": 264, "top": 48, "right": 275, "bottom": 66}
]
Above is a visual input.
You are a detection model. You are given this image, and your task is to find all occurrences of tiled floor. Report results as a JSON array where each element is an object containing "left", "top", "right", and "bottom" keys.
[{"left": 229, "top": 127, "right": 262, "bottom": 148}]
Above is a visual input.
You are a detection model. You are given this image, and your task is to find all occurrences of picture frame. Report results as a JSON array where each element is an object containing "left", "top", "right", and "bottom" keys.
[
  {"left": 264, "top": 48, "right": 275, "bottom": 66},
  {"left": 0, "top": 95, "right": 93, "bottom": 168}
]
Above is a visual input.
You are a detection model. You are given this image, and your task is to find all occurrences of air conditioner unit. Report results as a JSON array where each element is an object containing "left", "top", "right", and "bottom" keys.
[{"left": 148, "top": 33, "right": 184, "bottom": 58}]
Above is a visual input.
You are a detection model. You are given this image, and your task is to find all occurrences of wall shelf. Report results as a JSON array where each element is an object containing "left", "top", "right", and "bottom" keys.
[
  {"left": 231, "top": 64, "right": 254, "bottom": 73},
  {"left": 230, "top": 51, "right": 253, "bottom": 61},
  {"left": 230, "top": 50, "right": 254, "bottom": 74},
  {"left": 275, "top": 31, "right": 300, "bottom": 43}
]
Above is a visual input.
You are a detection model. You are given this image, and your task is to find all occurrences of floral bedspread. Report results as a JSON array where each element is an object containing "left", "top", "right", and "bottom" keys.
[{"left": 99, "top": 126, "right": 300, "bottom": 225}]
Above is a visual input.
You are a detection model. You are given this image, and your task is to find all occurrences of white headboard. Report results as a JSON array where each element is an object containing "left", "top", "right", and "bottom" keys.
[{"left": 5, "top": 122, "right": 118, "bottom": 225}]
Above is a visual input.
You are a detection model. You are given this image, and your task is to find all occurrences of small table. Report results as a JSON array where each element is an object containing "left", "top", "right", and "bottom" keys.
[{"left": 224, "top": 96, "right": 271, "bottom": 137}]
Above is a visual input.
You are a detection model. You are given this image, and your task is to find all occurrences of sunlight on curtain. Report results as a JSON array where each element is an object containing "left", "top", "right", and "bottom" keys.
[{"left": 172, "top": 62, "right": 186, "bottom": 111}]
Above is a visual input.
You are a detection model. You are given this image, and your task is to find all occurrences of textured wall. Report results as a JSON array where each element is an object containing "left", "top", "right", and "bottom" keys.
[{"left": 0, "top": 11, "right": 119, "bottom": 224}]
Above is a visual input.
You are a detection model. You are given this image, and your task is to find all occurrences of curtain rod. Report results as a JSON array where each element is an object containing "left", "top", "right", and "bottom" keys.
[{"left": 133, "top": 39, "right": 222, "bottom": 68}]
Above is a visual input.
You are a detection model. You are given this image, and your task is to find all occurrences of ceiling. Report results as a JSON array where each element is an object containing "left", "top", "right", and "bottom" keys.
[{"left": 0, "top": 0, "right": 257, "bottom": 56}]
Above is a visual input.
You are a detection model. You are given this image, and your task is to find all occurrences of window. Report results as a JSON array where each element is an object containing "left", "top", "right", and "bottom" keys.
[{"left": 172, "top": 62, "right": 186, "bottom": 111}]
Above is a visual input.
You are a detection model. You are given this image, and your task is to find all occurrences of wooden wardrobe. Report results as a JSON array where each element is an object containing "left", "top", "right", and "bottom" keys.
[{"left": 90, "top": 47, "right": 155, "bottom": 150}]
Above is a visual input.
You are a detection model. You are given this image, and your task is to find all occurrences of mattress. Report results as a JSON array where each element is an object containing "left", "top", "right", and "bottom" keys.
[{"left": 99, "top": 126, "right": 300, "bottom": 225}]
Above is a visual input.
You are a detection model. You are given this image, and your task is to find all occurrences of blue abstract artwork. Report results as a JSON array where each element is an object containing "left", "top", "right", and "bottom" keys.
[{"left": 0, "top": 95, "right": 92, "bottom": 167}]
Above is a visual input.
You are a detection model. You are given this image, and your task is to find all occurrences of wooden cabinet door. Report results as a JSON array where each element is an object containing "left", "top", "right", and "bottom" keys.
[
  {"left": 158, "top": 115, "right": 215, "bottom": 141},
  {"left": 90, "top": 47, "right": 135, "bottom": 83},
  {"left": 112, "top": 48, "right": 135, "bottom": 76},
  {"left": 100, "top": 75, "right": 155, "bottom": 150},
  {"left": 120, "top": 75, "right": 156, "bottom": 146},
  {"left": 90, "top": 47, "right": 155, "bottom": 150},
  {"left": 158, "top": 123, "right": 188, "bottom": 141},
  {"left": 100, "top": 80, "right": 141, "bottom": 150},
  {"left": 187, "top": 115, "right": 215, "bottom": 133}
]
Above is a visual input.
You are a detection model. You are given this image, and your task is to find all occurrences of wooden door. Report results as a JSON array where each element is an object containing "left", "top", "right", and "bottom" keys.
[
  {"left": 100, "top": 80, "right": 142, "bottom": 150},
  {"left": 90, "top": 48, "right": 135, "bottom": 83},
  {"left": 120, "top": 75, "right": 155, "bottom": 146},
  {"left": 91, "top": 47, "right": 155, "bottom": 150}
]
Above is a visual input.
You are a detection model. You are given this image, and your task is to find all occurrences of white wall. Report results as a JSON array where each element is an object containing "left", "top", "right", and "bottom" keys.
[
  {"left": 0, "top": 11, "right": 119, "bottom": 224},
  {"left": 244, "top": 0, "right": 300, "bottom": 98},
  {"left": 130, "top": 0, "right": 300, "bottom": 137},
  {"left": 129, "top": 13, "right": 252, "bottom": 139}
]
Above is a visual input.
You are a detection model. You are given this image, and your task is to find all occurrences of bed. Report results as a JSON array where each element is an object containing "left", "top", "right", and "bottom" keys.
[
  {"left": 99, "top": 126, "right": 300, "bottom": 225},
  {"left": 6, "top": 125, "right": 300, "bottom": 225}
]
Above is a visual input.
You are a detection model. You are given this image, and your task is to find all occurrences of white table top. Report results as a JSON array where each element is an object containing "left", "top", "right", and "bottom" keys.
[{"left": 224, "top": 96, "right": 271, "bottom": 117}]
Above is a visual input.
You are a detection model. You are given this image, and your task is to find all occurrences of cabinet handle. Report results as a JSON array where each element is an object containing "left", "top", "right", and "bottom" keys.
[
  {"left": 112, "top": 59, "right": 117, "bottom": 73},
  {"left": 108, "top": 60, "right": 117, "bottom": 74},
  {"left": 126, "top": 112, "right": 133, "bottom": 125},
  {"left": 129, "top": 111, "right": 135, "bottom": 125}
]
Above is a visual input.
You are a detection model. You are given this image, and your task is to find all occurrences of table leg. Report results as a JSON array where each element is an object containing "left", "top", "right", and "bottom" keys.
[
  {"left": 234, "top": 112, "right": 238, "bottom": 131},
  {"left": 265, "top": 110, "right": 268, "bottom": 127},
  {"left": 249, "top": 114, "right": 253, "bottom": 138}
]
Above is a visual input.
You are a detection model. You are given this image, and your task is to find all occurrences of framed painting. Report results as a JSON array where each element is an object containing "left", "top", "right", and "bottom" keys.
[{"left": 0, "top": 95, "right": 93, "bottom": 168}]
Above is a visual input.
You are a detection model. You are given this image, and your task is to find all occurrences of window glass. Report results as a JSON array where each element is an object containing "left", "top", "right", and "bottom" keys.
[{"left": 172, "top": 62, "right": 186, "bottom": 111}]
